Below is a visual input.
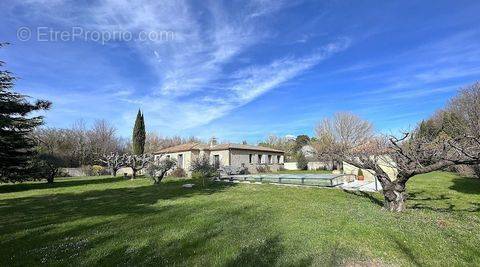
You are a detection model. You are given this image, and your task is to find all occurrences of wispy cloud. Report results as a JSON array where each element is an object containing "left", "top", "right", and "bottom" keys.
[
  {"left": 77, "top": 1, "right": 350, "bottom": 132},
  {"left": 133, "top": 38, "right": 350, "bottom": 132},
  {"left": 6, "top": 0, "right": 351, "bottom": 135},
  {"left": 4, "top": 0, "right": 479, "bottom": 142}
]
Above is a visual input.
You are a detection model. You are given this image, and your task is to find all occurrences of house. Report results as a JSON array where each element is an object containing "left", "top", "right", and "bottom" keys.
[
  {"left": 154, "top": 141, "right": 285, "bottom": 175},
  {"left": 342, "top": 156, "right": 398, "bottom": 182}
]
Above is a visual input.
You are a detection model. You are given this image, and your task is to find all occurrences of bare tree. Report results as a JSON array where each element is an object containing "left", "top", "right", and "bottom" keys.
[
  {"left": 144, "top": 132, "right": 164, "bottom": 153},
  {"left": 100, "top": 153, "right": 126, "bottom": 177},
  {"left": 258, "top": 134, "right": 296, "bottom": 161},
  {"left": 446, "top": 82, "right": 480, "bottom": 177},
  {"left": 315, "top": 112, "right": 480, "bottom": 212},
  {"left": 87, "top": 119, "right": 120, "bottom": 160},
  {"left": 448, "top": 82, "right": 480, "bottom": 137},
  {"left": 32, "top": 128, "right": 69, "bottom": 183},
  {"left": 34, "top": 120, "right": 124, "bottom": 168},
  {"left": 124, "top": 154, "right": 152, "bottom": 179},
  {"left": 70, "top": 120, "right": 89, "bottom": 166},
  {"left": 314, "top": 112, "right": 374, "bottom": 170}
]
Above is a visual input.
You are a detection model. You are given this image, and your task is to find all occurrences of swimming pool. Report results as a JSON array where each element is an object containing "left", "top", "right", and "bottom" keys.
[{"left": 221, "top": 173, "right": 356, "bottom": 187}]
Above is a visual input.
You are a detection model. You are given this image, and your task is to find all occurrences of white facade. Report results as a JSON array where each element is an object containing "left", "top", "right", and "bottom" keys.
[
  {"left": 342, "top": 156, "right": 398, "bottom": 182},
  {"left": 154, "top": 143, "right": 285, "bottom": 176}
]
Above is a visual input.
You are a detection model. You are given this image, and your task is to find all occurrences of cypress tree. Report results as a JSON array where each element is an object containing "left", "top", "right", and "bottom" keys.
[
  {"left": 0, "top": 43, "right": 51, "bottom": 182},
  {"left": 132, "top": 109, "right": 146, "bottom": 155}
]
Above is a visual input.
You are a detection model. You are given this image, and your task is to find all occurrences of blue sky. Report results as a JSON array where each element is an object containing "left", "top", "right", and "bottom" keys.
[{"left": 1, "top": 0, "right": 479, "bottom": 143}]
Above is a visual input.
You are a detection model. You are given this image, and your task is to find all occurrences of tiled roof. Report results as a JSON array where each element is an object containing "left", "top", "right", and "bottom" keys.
[
  {"left": 209, "top": 143, "right": 284, "bottom": 153},
  {"left": 156, "top": 142, "right": 205, "bottom": 153},
  {"left": 155, "top": 142, "right": 284, "bottom": 154}
]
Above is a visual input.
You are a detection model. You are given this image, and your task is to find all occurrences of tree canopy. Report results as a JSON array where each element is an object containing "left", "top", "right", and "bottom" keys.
[{"left": 0, "top": 43, "right": 51, "bottom": 182}]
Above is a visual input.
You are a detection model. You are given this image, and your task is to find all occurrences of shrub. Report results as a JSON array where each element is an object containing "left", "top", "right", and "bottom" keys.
[
  {"left": 296, "top": 153, "right": 308, "bottom": 170},
  {"left": 190, "top": 155, "right": 217, "bottom": 178},
  {"left": 30, "top": 153, "right": 65, "bottom": 183},
  {"left": 190, "top": 156, "right": 218, "bottom": 187},
  {"left": 92, "top": 165, "right": 107, "bottom": 176},
  {"left": 357, "top": 168, "right": 364, "bottom": 177},
  {"left": 256, "top": 165, "right": 270, "bottom": 173},
  {"left": 191, "top": 171, "right": 203, "bottom": 179},
  {"left": 169, "top": 167, "right": 187, "bottom": 178}
]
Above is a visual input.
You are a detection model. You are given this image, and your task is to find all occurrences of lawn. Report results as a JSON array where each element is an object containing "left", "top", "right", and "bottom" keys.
[{"left": 0, "top": 172, "right": 479, "bottom": 266}]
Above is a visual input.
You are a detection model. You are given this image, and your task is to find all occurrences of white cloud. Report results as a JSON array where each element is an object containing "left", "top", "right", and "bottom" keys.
[
  {"left": 135, "top": 38, "right": 350, "bottom": 132},
  {"left": 12, "top": 0, "right": 350, "bottom": 135},
  {"left": 79, "top": 1, "right": 349, "bottom": 132}
]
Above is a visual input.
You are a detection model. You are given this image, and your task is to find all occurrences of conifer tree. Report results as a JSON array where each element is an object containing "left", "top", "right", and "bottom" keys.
[
  {"left": 132, "top": 109, "right": 146, "bottom": 155},
  {"left": 0, "top": 43, "right": 51, "bottom": 182}
]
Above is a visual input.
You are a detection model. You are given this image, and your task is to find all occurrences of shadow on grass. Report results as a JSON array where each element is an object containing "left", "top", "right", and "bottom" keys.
[
  {"left": 408, "top": 190, "right": 450, "bottom": 201},
  {"left": 342, "top": 190, "right": 383, "bottom": 207},
  {"left": 410, "top": 202, "right": 480, "bottom": 213},
  {"left": 341, "top": 188, "right": 480, "bottom": 213},
  {"left": 409, "top": 188, "right": 480, "bottom": 212},
  {"left": 0, "top": 176, "right": 125, "bottom": 193},
  {"left": 449, "top": 177, "right": 480, "bottom": 194},
  {"left": 226, "top": 235, "right": 284, "bottom": 267},
  {"left": 1, "top": 178, "right": 290, "bottom": 265},
  {"left": 390, "top": 234, "right": 421, "bottom": 266}
]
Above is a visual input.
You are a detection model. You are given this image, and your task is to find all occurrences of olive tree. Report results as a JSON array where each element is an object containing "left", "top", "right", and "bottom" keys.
[
  {"left": 124, "top": 154, "right": 152, "bottom": 179},
  {"left": 145, "top": 157, "right": 176, "bottom": 184},
  {"left": 100, "top": 153, "right": 126, "bottom": 177}
]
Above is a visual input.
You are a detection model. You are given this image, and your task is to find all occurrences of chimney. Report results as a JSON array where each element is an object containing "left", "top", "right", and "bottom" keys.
[{"left": 209, "top": 137, "right": 217, "bottom": 147}]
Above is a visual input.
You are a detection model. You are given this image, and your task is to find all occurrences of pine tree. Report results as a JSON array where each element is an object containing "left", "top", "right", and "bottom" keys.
[
  {"left": 0, "top": 43, "right": 51, "bottom": 182},
  {"left": 132, "top": 109, "right": 146, "bottom": 155}
]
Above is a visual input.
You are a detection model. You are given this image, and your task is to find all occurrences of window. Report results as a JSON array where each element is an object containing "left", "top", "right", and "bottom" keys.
[
  {"left": 277, "top": 155, "right": 281, "bottom": 163},
  {"left": 258, "top": 154, "right": 262, "bottom": 164},
  {"left": 177, "top": 154, "right": 183, "bottom": 168},
  {"left": 249, "top": 154, "right": 253, "bottom": 164},
  {"left": 213, "top": 155, "right": 220, "bottom": 169},
  {"left": 268, "top": 155, "right": 272, "bottom": 164}
]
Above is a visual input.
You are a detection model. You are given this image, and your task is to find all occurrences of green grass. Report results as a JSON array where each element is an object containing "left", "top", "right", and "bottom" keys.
[{"left": 0, "top": 172, "right": 479, "bottom": 266}]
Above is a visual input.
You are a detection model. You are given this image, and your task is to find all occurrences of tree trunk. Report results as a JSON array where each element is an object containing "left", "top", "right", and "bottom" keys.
[
  {"left": 381, "top": 181, "right": 407, "bottom": 212},
  {"left": 47, "top": 175, "right": 54, "bottom": 184},
  {"left": 132, "top": 169, "right": 136, "bottom": 180},
  {"left": 111, "top": 169, "right": 117, "bottom": 177}
]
